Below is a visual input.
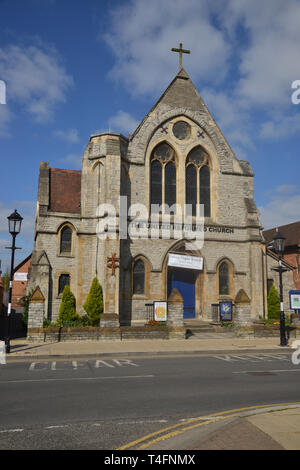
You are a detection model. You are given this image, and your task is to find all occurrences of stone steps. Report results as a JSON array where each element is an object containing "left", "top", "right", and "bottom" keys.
[{"left": 184, "top": 320, "right": 235, "bottom": 339}]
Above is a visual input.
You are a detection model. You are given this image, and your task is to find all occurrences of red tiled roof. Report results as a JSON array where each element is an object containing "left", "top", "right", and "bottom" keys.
[
  {"left": 49, "top": 168, "right": 81, "bottom": 214},
  {"left": 263, "top": 221, "right": 300, "bottom": 247}
]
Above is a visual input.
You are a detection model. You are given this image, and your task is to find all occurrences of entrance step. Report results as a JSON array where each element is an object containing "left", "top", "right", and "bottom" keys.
[{"left": 184, "top": 320, "right": 235, "bottom": 339}]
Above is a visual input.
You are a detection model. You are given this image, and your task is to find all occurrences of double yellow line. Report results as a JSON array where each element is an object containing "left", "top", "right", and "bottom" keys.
[{"left": 118, "top": 402, "right": 300, "bottom": 450}]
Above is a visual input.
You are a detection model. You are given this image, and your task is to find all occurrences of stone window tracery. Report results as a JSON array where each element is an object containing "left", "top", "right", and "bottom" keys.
[
  {"left": 150, "top": 142, "right": 176, "bottom": 211},
  {"left": 185, "top": 146, "right": 211, "bottom": 217}
]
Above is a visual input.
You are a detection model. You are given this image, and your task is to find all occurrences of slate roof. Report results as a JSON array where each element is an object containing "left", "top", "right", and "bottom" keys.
[{"left": 263, "top": 221, "right": 300, "bottom": 247}]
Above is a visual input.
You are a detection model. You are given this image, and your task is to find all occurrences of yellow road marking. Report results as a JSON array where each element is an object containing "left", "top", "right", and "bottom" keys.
[{"left": 118, "top": 402, "right": 300, "bottom": 450}]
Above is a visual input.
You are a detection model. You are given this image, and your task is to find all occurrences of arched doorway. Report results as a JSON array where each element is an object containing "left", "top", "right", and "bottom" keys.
[
  {"left": 167, "top": 268, "right": 196, "bottom": 318},
  {"left": 165, "top": 242, "right": 204, "bottom": 319}
]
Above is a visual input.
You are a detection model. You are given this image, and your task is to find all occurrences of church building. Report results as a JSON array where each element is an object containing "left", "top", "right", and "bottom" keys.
[{"left": 28, "top": 53, "right": 267, "bottom": 328}]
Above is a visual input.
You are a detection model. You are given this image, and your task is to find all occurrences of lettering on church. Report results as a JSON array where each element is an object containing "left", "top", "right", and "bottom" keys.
[{"left": 129, "top": 222, "right": 234, "bottom": 234}]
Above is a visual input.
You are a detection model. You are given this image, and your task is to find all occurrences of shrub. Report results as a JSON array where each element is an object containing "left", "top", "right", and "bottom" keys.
[
  {"left": 58, "top": 285, "right": 79, "bottom": 322},
  {"left": 83, "top": 277, "right": 103, "bottom": 326},
  {"left": 267, "top": 284, "right": 280, "bottom": 320},
  {"left": 19, "top": 288, "right": 34, "bottom": 327}
]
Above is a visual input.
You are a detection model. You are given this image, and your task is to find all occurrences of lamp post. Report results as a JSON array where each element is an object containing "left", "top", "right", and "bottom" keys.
[
  {"left": 5, "top": 210, "right": 23, "bottom": 353},
  {"left": 273, "top": 230, "right": 287, "bottom": 347}
]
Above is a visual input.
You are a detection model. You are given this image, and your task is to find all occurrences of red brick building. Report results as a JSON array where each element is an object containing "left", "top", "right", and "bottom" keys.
[
  {"left": 263, "top": 221, "right": 300, "bottom": 289},
  {"left": 12, "top": 254, "right": 32, "bottom": 313}
]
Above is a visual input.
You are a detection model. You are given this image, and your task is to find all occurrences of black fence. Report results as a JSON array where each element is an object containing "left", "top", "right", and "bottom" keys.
[
  {"left": 0, "top": 312, "right": 27, "bottom": 340},
  {"left": 145, "top": 303, "right": 154, "bottom": 322}
]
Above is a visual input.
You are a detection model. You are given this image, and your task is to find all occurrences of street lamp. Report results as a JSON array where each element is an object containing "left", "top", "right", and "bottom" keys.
[
  {"left": 273, "top": 230, "right": 288, "bottom": 347},
  {"left": 5, "top": 210, "right": 23, "bottom": 353}
]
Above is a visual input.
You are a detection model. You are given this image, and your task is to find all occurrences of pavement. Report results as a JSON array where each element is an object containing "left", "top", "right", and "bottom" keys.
[
  {"left": 2, "top": 336, "right": 300, "bottom": 450},
  {"left": 4, "top": 335, "right": 296, "bottom": 359}
]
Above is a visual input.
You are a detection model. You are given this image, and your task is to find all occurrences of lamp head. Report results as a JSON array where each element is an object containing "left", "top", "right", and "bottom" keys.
[{"left": 8, "top": 209, "right": 23, "bottom": 236}]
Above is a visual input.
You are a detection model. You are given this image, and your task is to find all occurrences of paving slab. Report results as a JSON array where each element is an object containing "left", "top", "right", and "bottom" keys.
[
  {"left": 247, "top": 408, "right": 300, "bottom": 450},
  {"left": 3, "top": 337, "right": 294, "bottom": 360}
]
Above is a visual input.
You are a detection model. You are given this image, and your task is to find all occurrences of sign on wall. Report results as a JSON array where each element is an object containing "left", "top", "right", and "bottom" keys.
[
  {"left": 14, "top": 273, "right": 28, "bottom": 281},
  {"left": 289, "top": 290, "right": 300, "bottom": 312},
  {"left": 219, "top": 302, "right": 233, "bottom": 321},
  {"left": 154, "top": 301, "right": 168, "bottom": 322},
  {"left": 168, "top": 254, "right": 203, "bottom": 270}
]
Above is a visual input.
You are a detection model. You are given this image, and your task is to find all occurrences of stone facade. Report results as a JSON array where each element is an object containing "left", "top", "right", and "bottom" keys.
[{"left": 28, "top": 67, "right": 267, "bottom": 330}]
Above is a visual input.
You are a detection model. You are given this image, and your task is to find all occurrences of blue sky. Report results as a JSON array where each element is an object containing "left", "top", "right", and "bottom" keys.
[{"left": 0, "top": 0, "right": 300, "bottom": 271}]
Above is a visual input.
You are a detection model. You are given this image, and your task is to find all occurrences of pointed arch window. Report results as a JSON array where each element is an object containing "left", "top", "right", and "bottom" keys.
[
  {"left": 185, "top": 146, "right": 211, "bottom": 217},
  {"left": 133, "top": 259, "right": 145, "bottom": 295},
  {"left": 150, "top": 143, "right": 176, "bottom": 213},
  {"left": 60, "top": 226, "right": 72, "bottom": 254},
  {"left": 58, "top": 274, "right": 70, "bottom": 295},
  {"left": 219, "top": 262, "right": 230, "bottom": 296}
]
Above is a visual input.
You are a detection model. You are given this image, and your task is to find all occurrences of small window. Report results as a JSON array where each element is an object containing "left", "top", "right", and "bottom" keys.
[
  {"left": 173, "top": 121, "right": 191, "bottom": 140},
  {"left": 219, "top": 262, "right": 229, "bottom": 295},
  {"left": 60, "top": 226, "right": 72, "bottom": 254},
  {"left": 133, "top": 260, "right": 145, "bottom": 295},
  {"left": 58, "top": 274, "right": 70, "bottom": 295}
]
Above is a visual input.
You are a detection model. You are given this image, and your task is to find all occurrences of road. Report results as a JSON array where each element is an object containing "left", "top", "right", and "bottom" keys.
[{"left": 0, "top": 352, "right": 299, "bottom": 449}]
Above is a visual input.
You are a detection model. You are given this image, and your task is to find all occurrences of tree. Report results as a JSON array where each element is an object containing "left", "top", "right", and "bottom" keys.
[
  {"left": 2, "top": 270, "right": 9, "bottom": 292},
  {"left": 83, "top": 277, "right": 103, "bottom": 326},
  {"left": 267, "top": 284, "right": 280, "bottom": 320},
  {"left": 58, "top": 285, "right": 79, "bottom": 323},
  {"left": 19, "top": 288, "right": 34, "bottom": 327}
]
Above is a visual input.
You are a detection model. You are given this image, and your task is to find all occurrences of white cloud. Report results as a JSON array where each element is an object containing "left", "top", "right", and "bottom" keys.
[
  {"left": 227, "top": 0, "right": 300, "bottom": 108},
  {"left": 103, "top": 0, "right": 300, "bottom": 154},
  {"left": 259, "top": 184, "right": 300, "bottom": 229},
  {"left": 260, "top": 114, "right": 300, "bottom": 140},
  {"left": 108, "top": 110, "right": 139, "bottom": 136},
  {"left": 54, "top": 128, "right": 80, "bottom": 143},
  {"left": 0, "top": 44, "right": 73, "bottom": 122},
  {"left": 104, "top": 0, "right": 231, "bottom": 96}
]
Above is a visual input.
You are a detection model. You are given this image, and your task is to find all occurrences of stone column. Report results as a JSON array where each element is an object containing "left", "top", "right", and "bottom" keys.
[
  {"left": 234, "top": 289, "right": 252, "bottom": 325},
  {"left": 27, "top": 286, "right": 45, "bottom": 331},
  {"left": 167, "top": 288, "right": 184, "bottom": 327},
  {"left": 100, "top": 135, "right": 124, "bottom": 328}
]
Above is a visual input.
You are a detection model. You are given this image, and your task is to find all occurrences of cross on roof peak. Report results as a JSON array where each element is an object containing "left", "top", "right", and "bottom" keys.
[{"left": 171, "top": 43, "right": 190, "bottom": 69}]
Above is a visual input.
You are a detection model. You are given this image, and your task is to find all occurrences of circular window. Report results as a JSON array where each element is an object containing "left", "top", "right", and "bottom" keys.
[{"left": 172, "top": 121, "right": 191, "bottom": 140}]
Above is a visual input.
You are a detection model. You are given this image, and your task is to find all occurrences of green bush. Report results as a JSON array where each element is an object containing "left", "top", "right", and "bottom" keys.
[
  {"left": 58, "top": 285, "right": 79, "bottom": 322},
  {"left": 83, "top": 277, "right": 103, "bottom": 326},
  {"left": 267, "top": 284, "right": 280, "bottom": 320},
  {"left": 19, "top": 288, "right": 34, "bottom": 327}
]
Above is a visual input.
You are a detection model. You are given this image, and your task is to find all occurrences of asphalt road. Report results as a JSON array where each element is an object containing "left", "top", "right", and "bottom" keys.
[{"left": 0, "top": 352, "right": 299, "bottom": 449}]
